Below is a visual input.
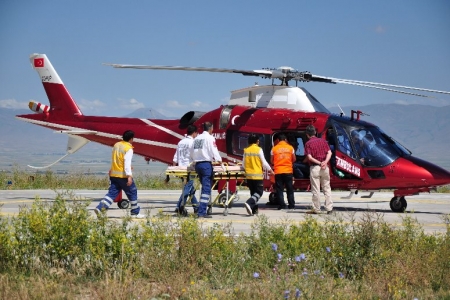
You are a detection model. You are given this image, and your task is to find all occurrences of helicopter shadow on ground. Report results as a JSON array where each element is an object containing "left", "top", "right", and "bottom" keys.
[
  {"left": 323, "top": 205, "right": 447, "bottom": 216},
  {"left": 261, "top": 202, "right": 446, "bottom": 215}
]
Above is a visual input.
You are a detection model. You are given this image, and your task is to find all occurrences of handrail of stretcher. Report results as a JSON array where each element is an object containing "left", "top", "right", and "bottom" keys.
[{"left": 165, "top": 163, "right": 246, "bottom": 180}]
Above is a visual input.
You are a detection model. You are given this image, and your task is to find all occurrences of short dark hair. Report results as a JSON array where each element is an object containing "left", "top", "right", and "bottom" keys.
[
  {"left": 123, "top": 130, "right": 135, "bottom": 142},
  {"left": 248, "top": 134, "right": 259, "bottom": 145},
  {"left": 305, "top": 125, "right": 316, "bottom": 137},
  {"left": 277, "top": 133, "right": 287, "bottom": 141},
  {"left": 187, "top": 125, "right": 197, "bottom": 136},
  {"left": 203, "top": 122, "right": 213, "bottom": 131}
]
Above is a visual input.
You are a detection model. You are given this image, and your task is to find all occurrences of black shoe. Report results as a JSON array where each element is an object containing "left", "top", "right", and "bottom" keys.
[
  {"left": 174, "top": 207, "right": 180, "bottom": 214},
  {"left": 197, "top": 214, "right": 212, "bottom": 219},
  {"left": 177, "top": 206, "right": 185, "bottom": 215},
  {"left": 277, "top": 205, "right": 287, "bottom": 210},
  {"left": 327, "top": 210, "right": 334, "bottom": 215},
  {"left": 252, "top": 205, "right": 259, "bottom": 215}
]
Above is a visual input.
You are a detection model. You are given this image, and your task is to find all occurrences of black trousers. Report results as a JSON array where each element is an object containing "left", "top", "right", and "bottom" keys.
[
  {"left": 246, "top": 179, "right": 264, "bottom": 209},
  {"left": 275, "top": 173, "right": 295, "bottom": 209}
]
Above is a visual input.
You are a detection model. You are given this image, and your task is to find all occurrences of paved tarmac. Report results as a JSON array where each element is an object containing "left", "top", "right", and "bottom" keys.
[{"left": 1, "top": 189, "right": 449, "bottom": 234}]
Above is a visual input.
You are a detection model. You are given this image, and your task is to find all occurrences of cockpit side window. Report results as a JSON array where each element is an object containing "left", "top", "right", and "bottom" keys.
[{"left": 333, "top": 122, "right": 357, "bottom": 160}]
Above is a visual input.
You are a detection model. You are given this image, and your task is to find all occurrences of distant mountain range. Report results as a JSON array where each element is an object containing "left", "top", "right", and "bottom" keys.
[
  {"left": 124, "top": 108, "right": 169, "bottom": 119},
  {"left": 3, "top": 104, "right": 450, "bottom": 171}
]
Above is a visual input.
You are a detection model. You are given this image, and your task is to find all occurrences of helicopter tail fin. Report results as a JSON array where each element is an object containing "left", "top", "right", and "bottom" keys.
[{"left": 30, "top": 53, "right": 83, "bottom": 119}]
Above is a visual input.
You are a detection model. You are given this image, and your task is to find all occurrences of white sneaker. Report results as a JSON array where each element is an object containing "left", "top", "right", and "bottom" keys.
[
  {"left": 244, "top": 203, "right": 253, "bottom": 216},
  {"left": 131, "top": 213, "right": 146, "bottom": 219}
]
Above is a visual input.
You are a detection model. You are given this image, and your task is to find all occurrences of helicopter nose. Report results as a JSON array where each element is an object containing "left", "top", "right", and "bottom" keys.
[{"left": 403, "top": 156, "right": 450, "bottom": 186}]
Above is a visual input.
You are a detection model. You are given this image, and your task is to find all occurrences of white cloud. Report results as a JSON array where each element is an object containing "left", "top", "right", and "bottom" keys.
[
  {"left": 0, "top": 99, "right": 29, "bottom": 109},
  {"left": 166, "top": 100, "right": 186, "bottom": 109},
  {"left": 79, "top": 99, "right": 106, "bottom": 110},
  {"left": 191, "top": 100, "right": 203, "bottom": 108},
  {"left": 118, "top": 98, "right": 145, "bottom": 110}
]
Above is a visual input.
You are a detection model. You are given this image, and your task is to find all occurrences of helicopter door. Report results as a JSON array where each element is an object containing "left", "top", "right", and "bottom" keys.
[{"left": 329, "top": 122, "right": 362, "bottom": 179}]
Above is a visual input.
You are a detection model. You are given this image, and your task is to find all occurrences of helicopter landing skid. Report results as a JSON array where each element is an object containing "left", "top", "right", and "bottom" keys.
[{"left": 341, "top": 189, "right": 379, "bottom": 199}]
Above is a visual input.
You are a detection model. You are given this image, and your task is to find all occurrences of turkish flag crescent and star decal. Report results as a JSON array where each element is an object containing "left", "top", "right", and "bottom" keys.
[{"left": 34, "top": 58, "right": 44, "bottom": 68}]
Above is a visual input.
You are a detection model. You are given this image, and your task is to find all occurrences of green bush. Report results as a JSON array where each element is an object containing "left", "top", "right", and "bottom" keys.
[{"left": 0, "top": 192, "right": 449, "bottom": 299}]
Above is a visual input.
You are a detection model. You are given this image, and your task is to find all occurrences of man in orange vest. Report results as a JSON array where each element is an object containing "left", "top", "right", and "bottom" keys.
[
  {"left": 271, "top": 133, "right": 296, "bottom": 210},
  {"left": 95, "top": 130, "right": 144, "bottom": 218},
  {"left": 243, "top": 134, "right": 274, "bottom": 216}
]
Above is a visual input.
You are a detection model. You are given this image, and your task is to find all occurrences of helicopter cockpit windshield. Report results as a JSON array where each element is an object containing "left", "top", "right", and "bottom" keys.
[{"left": 330, "top": 118, "right": 411, "bottom": 167}]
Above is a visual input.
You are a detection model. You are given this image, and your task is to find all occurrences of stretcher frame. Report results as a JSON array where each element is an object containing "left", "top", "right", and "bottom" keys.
[{"left": 166, "top": 163, "right": 246, "bottom": 216}]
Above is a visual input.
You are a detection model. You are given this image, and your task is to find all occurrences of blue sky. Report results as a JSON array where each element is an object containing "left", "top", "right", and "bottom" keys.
[{"left": 1, "top": 0, "right": 449, "bottom": 118}]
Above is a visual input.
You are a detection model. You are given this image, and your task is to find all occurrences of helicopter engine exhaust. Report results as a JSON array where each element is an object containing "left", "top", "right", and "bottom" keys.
[{"left": 179, "top": 111, "right": 206, "bottom": 127}]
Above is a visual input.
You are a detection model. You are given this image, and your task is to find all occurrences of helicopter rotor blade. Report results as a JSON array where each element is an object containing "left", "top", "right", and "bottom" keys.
[
  {"left": 333, "top": 80, "right": 433, "bottom": 98},
  {"left": 103, "top": 63, "right": 450, "bottom": 96},
  {"left": 316, "top": 76, "right": 450, "bottom": 95},
  {"left": 103, "top": 64, "right": 275, "bottom": 78}
]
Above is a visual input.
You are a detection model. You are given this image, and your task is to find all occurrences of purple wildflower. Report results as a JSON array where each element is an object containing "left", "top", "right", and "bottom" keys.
[
  {"left": 339, "top": 272, "right": 345, "bottom": 278},
  {"left": 300, "top": 253, "right": 306, "bottom": 260},
  {"left": 271, "top": 243, "right": 278, "bottom": 251},
  {"left": 295, "top": 288, "right": 301, "bottom": 298},
  {"left": 277, "top": 253, "right": 283, "bottom": 260},
  {"left": 253, "top": 272, "right": 260, "bottom": 278},
  {"left": 284, "top": 290, "right": 290, "bottom": 299},
  {"left": 325, "top": 247, "right": 331, "bottom": 253},
  {"left": 295, "top": 255, "right": 301, "bottom": 262}
]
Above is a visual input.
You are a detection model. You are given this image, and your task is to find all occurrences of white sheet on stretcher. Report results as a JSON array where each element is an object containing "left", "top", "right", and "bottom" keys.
[{"left": 166, "top": 165, "right": 244, "bottom": 173}]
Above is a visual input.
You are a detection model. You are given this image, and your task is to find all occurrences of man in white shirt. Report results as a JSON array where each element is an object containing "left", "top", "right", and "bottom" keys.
[
  {"left": 173, "top": 125, "right": 199, "bottom": 215},
  {"left": 191, "top": 122, "right": 222, "bottom": 218}
]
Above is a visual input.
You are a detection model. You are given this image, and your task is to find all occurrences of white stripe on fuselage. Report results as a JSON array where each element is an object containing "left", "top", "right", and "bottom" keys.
[
  {"left": 139, "top": 119, "right": 184, "bottom": 139},
  {"left": 15, "top": 117, "right": 177, "bottom": 150},
  {"left": 16, "top": 117, "right": 237, "bottom": 162}
]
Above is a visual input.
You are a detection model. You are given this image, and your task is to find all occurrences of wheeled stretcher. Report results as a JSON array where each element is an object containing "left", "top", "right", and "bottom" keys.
[{"left": 166, "top": 163, "right": 246, "bottom": 216}]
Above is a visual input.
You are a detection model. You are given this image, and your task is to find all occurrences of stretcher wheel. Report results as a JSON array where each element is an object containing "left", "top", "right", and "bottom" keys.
[
  {"left": 117, "top": 200, "right": 130, "bottom": 209},
  {"left": 218, "top": 192, "right": 234, "bottom": 208},
  {"left": 207, "top": 206, "right": 212, "bottom": 215}
]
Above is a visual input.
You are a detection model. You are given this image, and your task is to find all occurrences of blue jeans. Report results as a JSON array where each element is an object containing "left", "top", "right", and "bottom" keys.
[
  {"left": 96, "top": 177, "right": 140, "bottom": 215},
  {"left": 177, "top": 176, "right": 199, "bottom": 208},
  {"left": 195, "top": 162, "right": 213, "bottom": 216}
]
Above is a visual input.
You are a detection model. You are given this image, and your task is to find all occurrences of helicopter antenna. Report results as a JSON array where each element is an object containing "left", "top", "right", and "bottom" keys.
[{"left": 337, "top": 104, "right": 345, "bottom": 116}]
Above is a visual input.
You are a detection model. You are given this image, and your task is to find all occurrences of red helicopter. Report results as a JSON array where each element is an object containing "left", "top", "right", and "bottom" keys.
[{"left": 17, "top": 53, "right": 450, "bottom": 212}]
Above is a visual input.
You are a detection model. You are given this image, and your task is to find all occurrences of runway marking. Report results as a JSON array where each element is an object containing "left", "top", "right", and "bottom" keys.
[{"left": 0, "top": 200, "right": 37, "bottom": 204}]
